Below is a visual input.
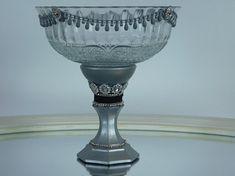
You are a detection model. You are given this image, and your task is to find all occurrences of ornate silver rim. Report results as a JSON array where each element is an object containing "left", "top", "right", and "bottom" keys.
[{"left": 38, "top": 7, "right": 178, "bottom": 29}]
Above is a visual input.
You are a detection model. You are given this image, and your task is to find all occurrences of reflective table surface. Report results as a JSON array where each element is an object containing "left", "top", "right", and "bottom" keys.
[{"left": 0, "top": 130, "right": 235, "bottom": 176}]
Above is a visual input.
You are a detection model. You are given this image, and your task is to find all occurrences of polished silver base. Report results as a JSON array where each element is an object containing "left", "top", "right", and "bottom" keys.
[
  {"left": 79, "top": 157, "right": 139, "bottom": 176},
  {"left": 77, "top": 103, "right": 139, "bottom": 165},
  {"left": 78, "top": 143, "right": 139, "bottom": 165},
  {"left": 78, "top": 64, "right": 139, "bottom": 165}
]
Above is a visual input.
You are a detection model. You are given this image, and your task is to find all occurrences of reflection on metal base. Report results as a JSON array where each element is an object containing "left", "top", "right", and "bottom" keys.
[
  {"left": 78, "top": 143, "right": 139, "bottom": 165},
  {"left": 78, "top": 157, "right": 139, "bottom": 176}
]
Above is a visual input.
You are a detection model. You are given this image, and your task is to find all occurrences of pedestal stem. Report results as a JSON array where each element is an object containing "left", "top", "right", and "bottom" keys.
[
  {"left": 91, "top": 103, "right": 125, "bottom": 148},
  {"left": 78, "top": 64, "right": 139, "bottom": 165}
]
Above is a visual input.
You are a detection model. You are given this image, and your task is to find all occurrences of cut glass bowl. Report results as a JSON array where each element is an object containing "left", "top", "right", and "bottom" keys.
[{"left": 36, "top": 6, "right": 179, "bottom": 66}]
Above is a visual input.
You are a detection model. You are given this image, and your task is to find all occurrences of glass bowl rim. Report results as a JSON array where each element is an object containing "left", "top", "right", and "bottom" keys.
[{"left": 35, "top": 5, "right": 181, "bottom": 9}]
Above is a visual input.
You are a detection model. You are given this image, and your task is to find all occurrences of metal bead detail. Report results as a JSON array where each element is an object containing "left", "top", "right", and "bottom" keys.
[
  {"left": 95, "top": 21, "right": 100, "bottom": 31},
  {"left": 124, "top": 20, "right": 129, "bottom": 31},
  {"left": 112, "top": 84, "right": 123, "bottom": 94},
  {"left": 105, "top": 21, "right": 109, "bottom": 31},
  {"left": 76, "top": 18, "right": 80, "bottom": 28},
  {"left": 115, "top": 21, "right": 119, "bottom": 31},
  {"left": 85, "top": 20, "right": 90, "bottom": 30},
  {"left": 38, "top": 7, "right": 178, "bottom": 29},
  {"left": 99, "top": 84, "right": 111, "bottom": 95}
]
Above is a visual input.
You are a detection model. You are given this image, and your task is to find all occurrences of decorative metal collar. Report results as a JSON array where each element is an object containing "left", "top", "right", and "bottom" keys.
[
  {"left": 38, "top": 7, "right": 178, "bottom": 30},
  {"left": 90, "top": 139, "right": 126, "bottom": 149},
  {"left": 89, "top": 82, "right": 128, "bottom": 97},
  {"left": 93, "top": 101, "right": 124, "bottom": 107}
]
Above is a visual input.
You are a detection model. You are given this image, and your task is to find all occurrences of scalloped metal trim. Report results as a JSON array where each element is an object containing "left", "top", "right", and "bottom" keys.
[
  {"left": 89, "top": 82, "right": 128, "bottom": 97},
  {"left": 38, "top": 7, "right": 178, "bottom": 30}
]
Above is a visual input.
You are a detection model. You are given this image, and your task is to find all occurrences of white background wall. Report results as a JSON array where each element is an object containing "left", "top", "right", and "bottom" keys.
[{"left": 0, "top": 0, "right": 235, "bottom": 118}]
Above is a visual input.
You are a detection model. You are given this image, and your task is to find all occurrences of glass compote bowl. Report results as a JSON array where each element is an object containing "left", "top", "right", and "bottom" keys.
[{"left": 36, "top": 6, "right": 179, "bottom": 165}]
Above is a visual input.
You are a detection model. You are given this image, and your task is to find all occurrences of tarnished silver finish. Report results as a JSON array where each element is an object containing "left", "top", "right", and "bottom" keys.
[{"left": 78, "top": 65, "right": 139, "bottom": 165}]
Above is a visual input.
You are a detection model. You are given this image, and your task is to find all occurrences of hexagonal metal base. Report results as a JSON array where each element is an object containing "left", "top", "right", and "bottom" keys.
[
  {"left": 77, "top": 143, "right": 139, "bottom": 165},
  {"left": 78, "top": 157, "right": 139, "bottom": 176}
]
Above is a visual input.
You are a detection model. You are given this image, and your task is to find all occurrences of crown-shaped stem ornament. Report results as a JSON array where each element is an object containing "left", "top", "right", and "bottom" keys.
[{"left": 36, "top": 6, "right": 179, "bottom": 165}]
